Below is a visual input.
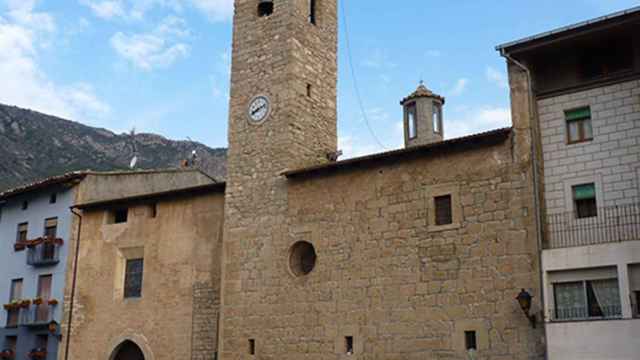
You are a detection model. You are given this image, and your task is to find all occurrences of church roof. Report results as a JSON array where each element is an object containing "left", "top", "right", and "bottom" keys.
[
  {"left": 400, "top": 83, "right": 445, "bottom": 105},
  {"left": 283, "top": 127, "right": 512, "bottom": 179}
]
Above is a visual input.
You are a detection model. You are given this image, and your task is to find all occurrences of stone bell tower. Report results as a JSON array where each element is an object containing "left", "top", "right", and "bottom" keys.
[
  {"left": 400, "top": 82, "right": 445, "bottom": 147},
  {"left": 219, "top": 0, "right": 338, "bottom": 358}
]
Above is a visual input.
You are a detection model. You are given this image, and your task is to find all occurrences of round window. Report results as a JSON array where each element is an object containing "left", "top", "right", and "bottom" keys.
[{"left": 289, "top": 241, "right": 317, "bottom": 277}]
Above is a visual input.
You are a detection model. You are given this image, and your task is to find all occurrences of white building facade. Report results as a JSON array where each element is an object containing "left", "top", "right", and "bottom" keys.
[{"left": 499, "top": 7, "right": 640, "bottom": 360}]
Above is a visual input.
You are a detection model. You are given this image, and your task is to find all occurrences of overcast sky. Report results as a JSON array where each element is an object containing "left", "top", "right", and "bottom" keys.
[{"left": 1, "top": 0, "right": 638, "bottom": 158}]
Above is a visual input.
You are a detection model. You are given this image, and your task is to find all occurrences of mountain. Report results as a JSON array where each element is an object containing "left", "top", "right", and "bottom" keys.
[{"left": 0, "top": 104, "right": 227, "bottom": 192}]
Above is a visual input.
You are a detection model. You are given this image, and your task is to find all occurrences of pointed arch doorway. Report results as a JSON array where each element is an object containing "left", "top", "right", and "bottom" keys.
[{"left": 111, "top": 340, "right": 145, "bottom": 360}]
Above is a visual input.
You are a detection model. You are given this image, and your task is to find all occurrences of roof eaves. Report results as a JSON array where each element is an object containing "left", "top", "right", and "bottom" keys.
[
  {"left": 283, "top": 127, "right": 512, "bottom": 179},
  {"left": 495, "top": 6, "right": 640, "bottom": 52},
  {"left": 0, "top": 171, "right": 88, "bottom": 201},
  {"left": 73, "top": 182, "right": 226, "bottom": 210}
]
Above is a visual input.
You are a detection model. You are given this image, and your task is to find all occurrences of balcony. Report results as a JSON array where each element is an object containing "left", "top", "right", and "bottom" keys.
[
  {"left": 20, "top": 304, "right": 57, "bottom": 328},
  {"left": 545, "top": 202, "right": 640, "bottom": 249},
  {"left": 549, "top": 305, "right": 623, "bottom": 322},
  {"left": 24, "top": 238, "right": 63, "bottom": 267}
]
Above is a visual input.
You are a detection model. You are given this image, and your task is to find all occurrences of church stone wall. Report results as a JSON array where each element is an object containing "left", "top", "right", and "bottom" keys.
[{"left": 220, "top": 137, "right": 546, "bottom": 359}]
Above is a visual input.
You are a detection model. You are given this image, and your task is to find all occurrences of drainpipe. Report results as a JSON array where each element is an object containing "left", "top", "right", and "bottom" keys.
[
  {"left": 499, "top": 49, "right": 548, "bottom": 359},
  {"left": 64, "top": 207, "right": 83, "bottom": 360}
]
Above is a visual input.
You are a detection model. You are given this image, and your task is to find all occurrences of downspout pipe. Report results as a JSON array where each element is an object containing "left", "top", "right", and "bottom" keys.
[
  {"left": 499, "top": 49, "right": 548, "bottom": 358},
  {"left": 64, "top": 207, "right": 83, "bottom": 360}
]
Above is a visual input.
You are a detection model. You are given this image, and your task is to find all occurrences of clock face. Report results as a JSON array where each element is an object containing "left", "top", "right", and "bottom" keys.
[{"left": 248, "top": 96, "right": 270, "bottom": 124}]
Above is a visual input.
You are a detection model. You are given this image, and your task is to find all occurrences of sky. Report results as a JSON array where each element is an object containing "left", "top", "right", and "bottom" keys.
[{"left": 1, "top": 0, "right": 638, "bottom": 158}]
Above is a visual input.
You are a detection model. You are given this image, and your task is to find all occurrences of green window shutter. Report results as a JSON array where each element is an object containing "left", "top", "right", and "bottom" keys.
[
  {"left": 573, "top": 184, "right": 596, "bottom": 200},
  {"left": 566, "top": 107, "right": 591, "bottom": 121}
]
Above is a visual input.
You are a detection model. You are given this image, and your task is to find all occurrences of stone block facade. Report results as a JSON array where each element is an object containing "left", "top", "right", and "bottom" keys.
[
  {"left": 58, "top": 175, "right": 224, "bottom": 360},
  {"left": 218, "top": 136, "right": 545, "bottom": 359},
  {"left": 537, "top": 79, "right": 640, "bottom": 213}
]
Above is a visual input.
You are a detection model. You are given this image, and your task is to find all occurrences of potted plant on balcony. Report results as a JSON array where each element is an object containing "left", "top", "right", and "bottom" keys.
[
  {"left": 4, "top": 300, "right": 22, "bottom": 311},
  {"left": 0, "top": 349, "right": 15, "bottom": 359},
  {"left": 33, "top": 297, "right": 43, "bottom": 306},
  {"left": 43, "top": 237, "right": 64, "bottom": 246},
  {"left": 26, "top": 239, "right": 39, "bottom": 249},
  {"left": 27, "top": 348, "right": 46, "bottom": 360},
  {"left": 47, "top": 299, "right": 58, "bottom": 306},
  {"left": 13, "top": 242, "right": 26, "bottom": 251},
  {"left": 19, "top": 299, "right": 31, "bottom": 309}
]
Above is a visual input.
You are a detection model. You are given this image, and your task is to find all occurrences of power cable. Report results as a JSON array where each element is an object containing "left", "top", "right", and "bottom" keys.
[{"left": 340, "top": 0, "right": 388, "bottom": 150}]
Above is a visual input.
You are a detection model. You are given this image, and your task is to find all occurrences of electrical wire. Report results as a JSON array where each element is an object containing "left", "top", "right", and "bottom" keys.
[{"left": 340, "top": 0, "right": 388, "bottom": 150}]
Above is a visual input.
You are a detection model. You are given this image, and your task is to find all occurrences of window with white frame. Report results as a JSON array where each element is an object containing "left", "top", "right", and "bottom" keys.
[{"left": 551, "top": 267, "right": 622, "bottom": 320}]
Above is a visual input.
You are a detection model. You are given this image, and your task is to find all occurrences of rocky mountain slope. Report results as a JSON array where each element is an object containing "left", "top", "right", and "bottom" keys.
[{"left": 0, "top": 104, "right": 227, "bottom": 192}]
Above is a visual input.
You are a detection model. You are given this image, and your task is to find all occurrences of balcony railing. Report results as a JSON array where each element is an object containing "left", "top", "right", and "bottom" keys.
[
  {"left": 25, "top": 239, "right": 62, "bottom": 267},
  {"left": 545, "top": 202, "right": 640, "bottom": 249},
  {"left": 20, "top": 304, "right": 57, "bottom": 327},
  {"left": 549, "top": 305, "right": 623, "bottom": 321}
]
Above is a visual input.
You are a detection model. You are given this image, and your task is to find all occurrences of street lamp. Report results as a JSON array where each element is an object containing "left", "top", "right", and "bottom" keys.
[{"left": 515, "top": 289, "right": 536, "bottom": 328}]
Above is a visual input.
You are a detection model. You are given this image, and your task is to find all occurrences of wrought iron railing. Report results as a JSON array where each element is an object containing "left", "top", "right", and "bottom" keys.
[
  {"left": 545, "top": 202, "right": 640, "bottom": 249},
  {"left": 20, "top": 304, "right": 56, "bottom": 327},
  {"left": 549, "top": 305, "right": 623, "bottom": 321},
  {"left": 26, "top": 243, "right": 60, "bottom": 267}
]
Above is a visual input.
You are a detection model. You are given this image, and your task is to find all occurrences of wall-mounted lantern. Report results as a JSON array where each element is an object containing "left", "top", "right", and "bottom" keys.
[{"left": 515, "top": 289, "right": 536, "bottom": 328}]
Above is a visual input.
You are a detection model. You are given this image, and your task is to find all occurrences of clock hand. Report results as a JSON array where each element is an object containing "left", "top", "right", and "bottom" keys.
[{"left": 251, "top": 104, "right": 266, "bottom": 116}]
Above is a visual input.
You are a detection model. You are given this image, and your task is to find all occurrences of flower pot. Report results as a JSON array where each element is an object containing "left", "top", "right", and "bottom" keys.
[
  {"left": 48, "top": 299, "right": 59, "bottom": 306},
  {"left": 0, "top": 349, "right": 15, "bottom": 359}
]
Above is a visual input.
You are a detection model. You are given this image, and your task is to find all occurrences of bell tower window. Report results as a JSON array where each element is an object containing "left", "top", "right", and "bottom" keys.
[
  {"left": 258, "top": 0, "right": 273, "bottom": 17},
  {"left": 309, "top": 0, "right": 317, "bottom": 24},
  {"left": 433, "top": 103, "right": 442, "bottom": 134},
  {"left": 407, "top": 103, "right": 417, "bottom": 139}
]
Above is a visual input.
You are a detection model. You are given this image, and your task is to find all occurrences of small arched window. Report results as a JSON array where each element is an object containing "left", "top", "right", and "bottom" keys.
[{"left": 258, "top": 0, "right": 273, "bottom": 17}]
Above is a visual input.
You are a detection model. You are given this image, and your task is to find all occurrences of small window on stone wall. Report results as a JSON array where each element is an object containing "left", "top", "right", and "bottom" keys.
[
  {"left": 124, "top": 258, "right": 144, "bottom": 298},
  {"left": 465, "top": 331, "right": 477, "bottom": 351},
  {"left": 309, "top": 0, "right": 317, "bottom": 24},
  {"left": 248, "top": 339, "right": 255, "bottom": 355},
  {"left": 258, "top": 0, "right": 273, "bottom": 17},
  {"left": 148, "top": 203, "right": 157, "bottom": 218},
  {"left": 289, "top": 241, "right": 317, "bottom": 277},
  {"left": 345, "top": 336, "right": 354, "bottom": 355},
  {"left": 434, "top": 195, "right": 453, "bottom": 226},
  {"left": 108, "top": 208, "right": 129, "bottom": 224}
]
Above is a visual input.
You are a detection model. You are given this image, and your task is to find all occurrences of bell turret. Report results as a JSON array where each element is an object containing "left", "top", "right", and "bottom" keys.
[{"left": 400, "top": 82, "right": 445, "bottom": 148}]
